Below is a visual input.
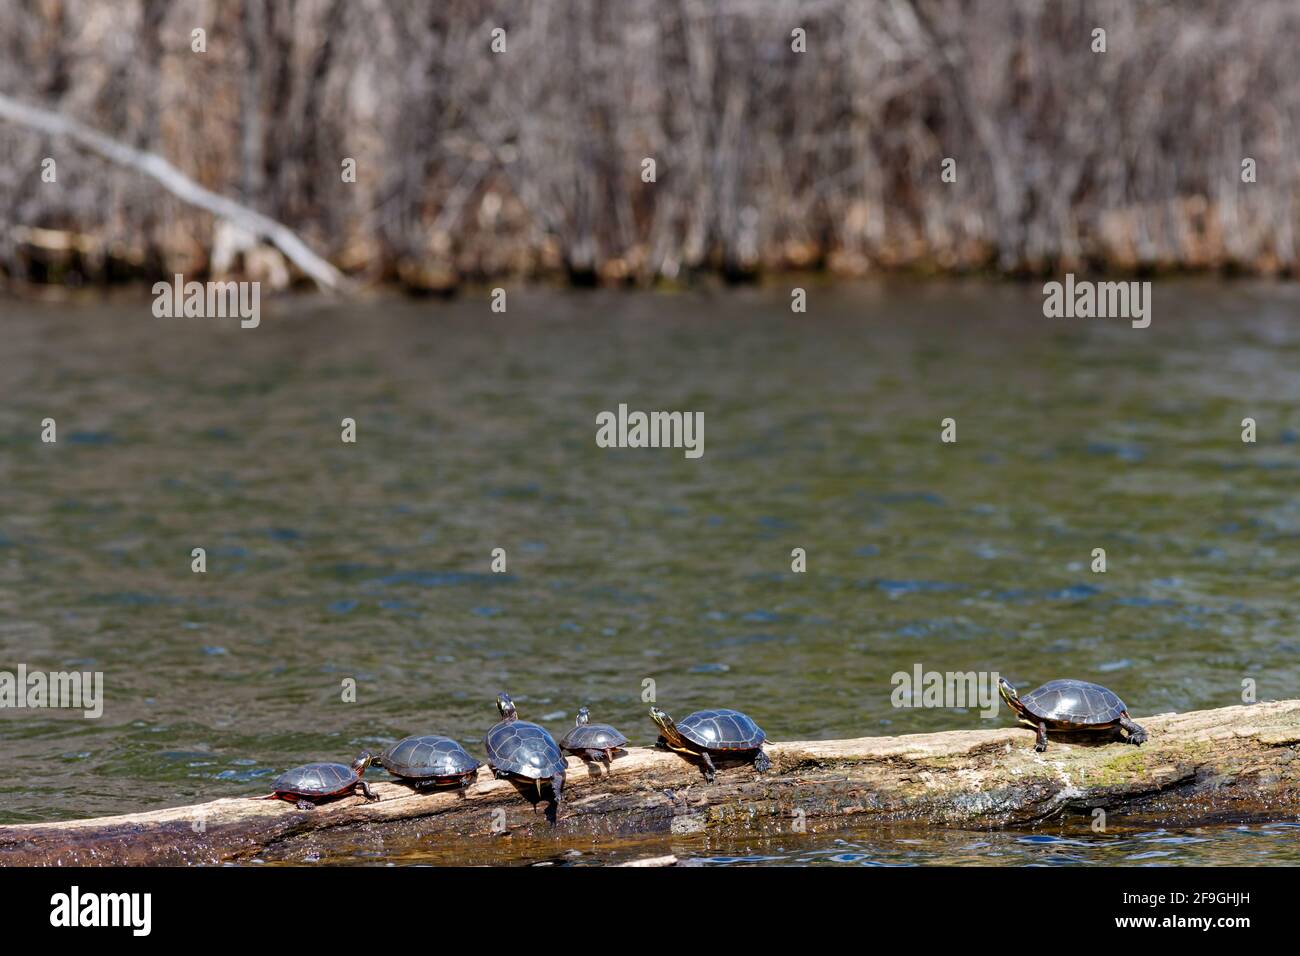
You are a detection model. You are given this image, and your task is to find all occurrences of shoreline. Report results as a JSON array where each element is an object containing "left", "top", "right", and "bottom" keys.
[{"left": 4, "top": 263, "right": 1296, "bottom": 306}]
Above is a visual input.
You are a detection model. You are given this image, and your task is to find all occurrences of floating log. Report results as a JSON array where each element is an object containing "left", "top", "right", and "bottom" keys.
[{"left": 2, "top": 700, "right": 1297, "bottom": 866}]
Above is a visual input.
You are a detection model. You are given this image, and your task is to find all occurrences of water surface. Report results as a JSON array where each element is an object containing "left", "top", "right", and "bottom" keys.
[{"left": 1, "top": 281, "right": 1297, "bottom": 863}]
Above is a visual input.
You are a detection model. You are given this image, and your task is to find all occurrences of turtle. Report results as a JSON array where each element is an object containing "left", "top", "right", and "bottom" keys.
[
  {"left": 377, "top": 735, "right": 480, "bottom": 792},
  {"left": 649, "top": 706, "right": 770, "bottom": 782},
  {"left": 998, "top": 677, "right": 1148, "bottom": 752},
  {"left": 558, "top": 706, "right": 628, "bottom": 765},
  {"left": 483, "top": 693, "right": 567, "bottom": 812},
  {"left": 266, "top": 750, "right": 378, "bottom": 810}
]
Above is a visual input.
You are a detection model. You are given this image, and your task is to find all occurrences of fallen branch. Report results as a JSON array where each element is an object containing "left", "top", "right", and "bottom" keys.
[
  {"left": 2, "top": 700, "right": 1297, "bottom": 865},
  {"left": 0, "top": 93, "right": 350, "bottom": 293}
]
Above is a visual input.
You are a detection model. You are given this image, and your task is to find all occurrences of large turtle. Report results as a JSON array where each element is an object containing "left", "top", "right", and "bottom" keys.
[
  {"left": 378, "top": 735, "right": 480, "bottom": 791},
  {"left": 998, "top": 677, "right": 1148, "bottom": 752},
  {"left": 266, "top": 751, "right": 378, "bottom": 810},
  {"left": 650, "top": 706, "right": 770, "bottom": 782},
  {"left": 483, "top": 693, "right": 566, "bottom": 812},
  {"left": 558, "top": 706, "right": 628, "bottom": 765}
]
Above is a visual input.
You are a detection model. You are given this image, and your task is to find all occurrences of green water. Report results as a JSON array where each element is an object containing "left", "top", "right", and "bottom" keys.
[{"left": 1, "top": 281, "right": 1298, "bottom": 863}]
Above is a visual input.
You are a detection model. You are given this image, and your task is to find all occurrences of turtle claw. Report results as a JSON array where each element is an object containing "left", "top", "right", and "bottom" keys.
[
  {"left": 753, "top": 749, "right": 771, "bottom": 774},
  {"left": 1120, "top": 715, "right": 1148, "bottom": 746},
  {"left": 699, "top": 750, "right": 718, "bottom": 783}
]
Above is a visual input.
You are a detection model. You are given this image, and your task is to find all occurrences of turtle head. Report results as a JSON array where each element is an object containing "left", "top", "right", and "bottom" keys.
[
  {"left": 997, "top": 678, "right": 1020, "bottom": 709},
  {"left": 576, "top": 706, "right": 590, "bottom": 726},
  {"left": 649, "top": 707, "right": 675, "bottom": 734},
  {"left": 352, "top": 750, "right": 376, "bottom": 774},
  {"left": 496, "top": 692, "right": 517, "bottom": 721}
]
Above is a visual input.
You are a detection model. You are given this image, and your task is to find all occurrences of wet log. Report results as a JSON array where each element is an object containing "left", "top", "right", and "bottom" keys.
[{"left": 2, "top": 700, "right": 1297, "bottom": 866}]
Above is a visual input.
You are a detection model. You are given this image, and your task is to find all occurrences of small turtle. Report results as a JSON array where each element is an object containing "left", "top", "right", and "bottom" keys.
[
  {"left": 483, "top": 693, "right": 567, "bottom": 812},
  {"left": 378, "top": 735, "right": 480, "bottom": 792},
  {"left": 266, "top": 751, "right": 378, "bottom": 810},
  {"left": 558, "top": 706, "right": 628, "bottom": 765},
  {"left": 650, "top": 706, "right": 770, "bottom": 782},
  {"left": 998, "top": 677, "right": 1148, "bottom": 752}
]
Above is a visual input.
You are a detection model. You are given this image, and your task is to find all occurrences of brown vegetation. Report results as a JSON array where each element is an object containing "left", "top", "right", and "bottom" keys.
[{"left": 2, "top": 0, "right": 1298, "bottom": 291}]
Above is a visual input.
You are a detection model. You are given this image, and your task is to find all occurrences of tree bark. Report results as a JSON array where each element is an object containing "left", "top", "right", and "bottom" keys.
[{"left": 2, "top": 700, "right": 1297, "bottom": 866}]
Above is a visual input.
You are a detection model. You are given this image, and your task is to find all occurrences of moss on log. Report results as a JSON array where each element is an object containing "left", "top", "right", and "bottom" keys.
[{"left": 2, "top": 700, "right": 1297, "bottom": 865}]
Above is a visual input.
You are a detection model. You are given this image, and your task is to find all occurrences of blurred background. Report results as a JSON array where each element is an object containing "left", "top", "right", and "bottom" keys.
[{"left": 3, "top": 0, "right": 1300, "bottom": 291}]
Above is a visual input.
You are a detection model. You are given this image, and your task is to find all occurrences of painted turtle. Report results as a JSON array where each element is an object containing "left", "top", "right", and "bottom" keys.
[
  {"left": 483, "top": 693, "right": 566, "bottom": 810},
  {"left": 998, "top": 677, "right": 1148, "bottom": 752},
  {"left": 650, "top": 706, "right": 770, "bottom": 782},
  {"left": 267, "top": 750, "right": 378, "bottom": 810},
  {"left": 378, "top": 735, "right": 480, "bottom": 791},
  {"left": 558, "top": 706, "right": 628, "bottom": 765}
]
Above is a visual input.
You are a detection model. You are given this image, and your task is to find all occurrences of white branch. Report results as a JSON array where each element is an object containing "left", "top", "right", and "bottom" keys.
[{"left": 0, "top": 93, "right": 351, "bottom": 293}]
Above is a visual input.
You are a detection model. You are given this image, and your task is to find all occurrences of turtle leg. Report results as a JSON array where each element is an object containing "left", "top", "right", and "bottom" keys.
[
  {"left": 584, "top": 749, "right": 606, "bottom": 764},
  {"left": 295, "top": 798, "right": 315, "bottom": 811},
  {"left": 1034, "top": 721, "right": 1049, "bottom": 752},
  {"left": 1120, "top": 714, "right": 1148, "bottom": 746},
  {"left": 699, "top": 750, "right": 717, "bottom": 783},
  {"left": 550, "top": 773, "right": 564, "bottom": 819},
  {"left": 753, "top": 749, "right": 771, "bottom": 773},
  {"left": 358, "top": 779, "right": 378, "bottom": 801}
]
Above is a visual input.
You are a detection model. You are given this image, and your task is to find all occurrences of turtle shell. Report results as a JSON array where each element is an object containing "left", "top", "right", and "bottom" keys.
[
  {"left": 676, "top": 708, "right": 765, "bottom": 752},
  {"left": 484, "top": 719, "right": 567, "bottom": 780},
  {"left": 1020, "top": 679, "right": 1126, "bottom": 727},
  {"left": 559, "top": 721, "right": 628, "bottom": 752},
  {"left": 271, "top": 761, "right": 358, "bottom": 797},
  {"left": 379, "top": 735, "right": 479, "bottom": 781}
]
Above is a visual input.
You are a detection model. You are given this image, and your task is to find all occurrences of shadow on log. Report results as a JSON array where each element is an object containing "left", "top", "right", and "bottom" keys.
[{"left": 2, "top": 701, "right": 1297, "bottom": 866}]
